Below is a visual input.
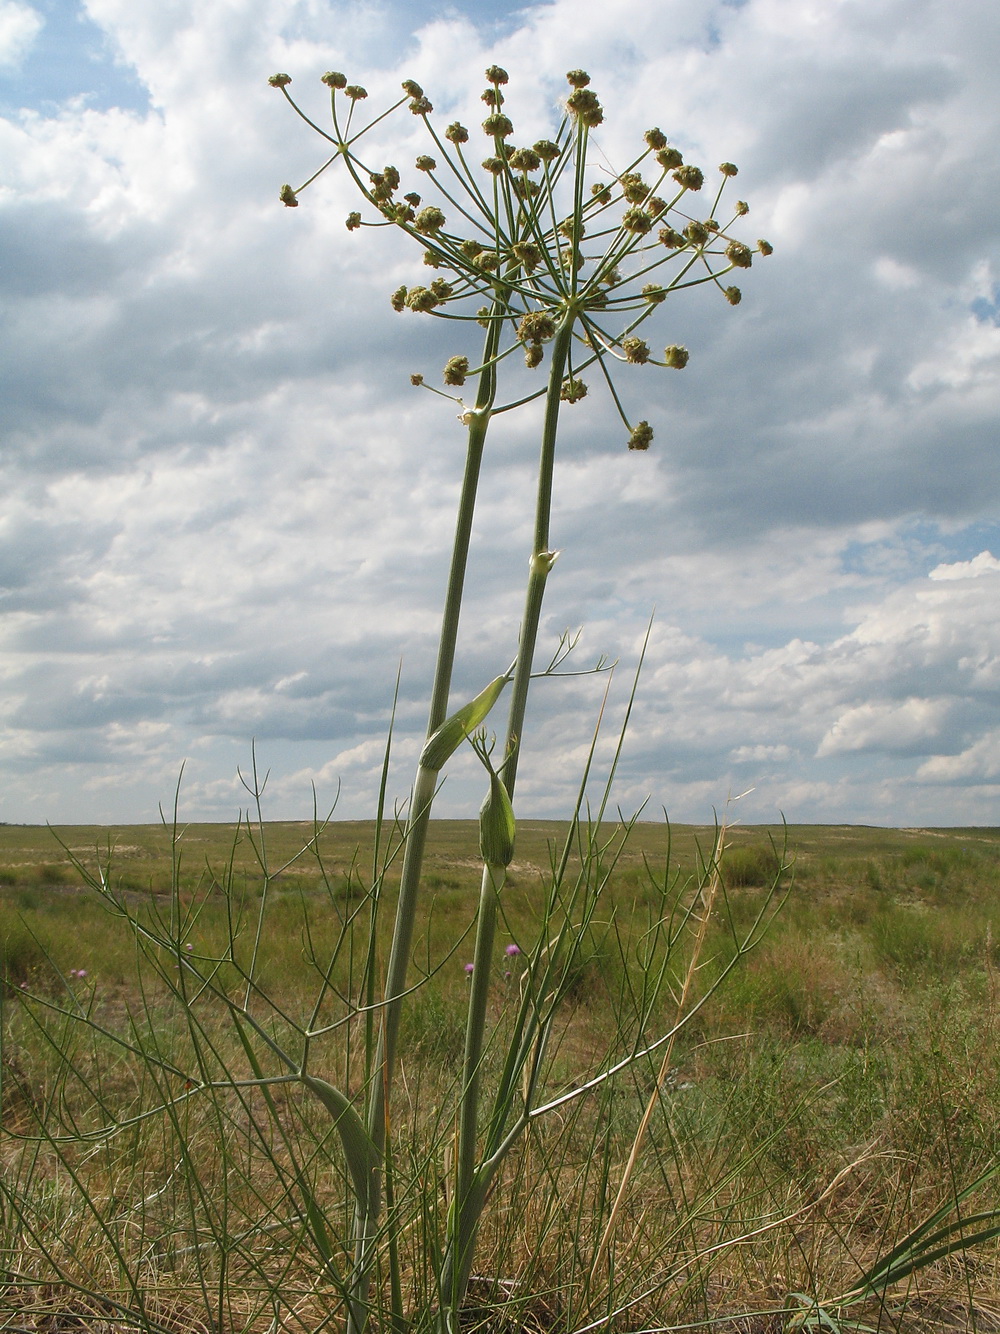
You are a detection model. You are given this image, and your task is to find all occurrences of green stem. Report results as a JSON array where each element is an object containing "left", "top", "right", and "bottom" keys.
[
  {"left": 348, "top": 308, "right": 504, "bottom": 1334},
  {"left": 442, "top": 310, "right": 575, "bottom": 1321}
]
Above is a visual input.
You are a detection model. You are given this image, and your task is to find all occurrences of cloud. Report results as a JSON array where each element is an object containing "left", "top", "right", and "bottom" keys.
[
  {"left": 0, "top": 1, "right": 41, "bottom": 69},
  {"left": 0, "top": 0, "right": 998, "bottom": 825}
]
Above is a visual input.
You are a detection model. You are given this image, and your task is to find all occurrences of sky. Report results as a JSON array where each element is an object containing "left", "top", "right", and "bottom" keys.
[{"left": 0, "top": 0, "right": 998, "bottom": 829}]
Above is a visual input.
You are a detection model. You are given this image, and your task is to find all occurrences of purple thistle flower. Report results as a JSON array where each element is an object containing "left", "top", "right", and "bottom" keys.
[
  {"left": 464, "top": 962, "right": 474, "bottom": 974},
  {"left": 505, "top": 943, "right": 520, "bottom": 957}
]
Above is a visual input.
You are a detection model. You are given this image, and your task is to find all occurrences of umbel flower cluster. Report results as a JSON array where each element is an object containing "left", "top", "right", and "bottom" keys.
[{"left": 271, "top": 66, "right": 771, "bottom": 449}]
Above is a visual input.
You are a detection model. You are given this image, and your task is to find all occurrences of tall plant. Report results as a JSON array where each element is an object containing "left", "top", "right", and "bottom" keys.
[
  {"left": 2, "top": 65, "right": 786, "bottom": 1334},
  {"left": 269, "top": 63, "right": 770, "bottom": 1332}
]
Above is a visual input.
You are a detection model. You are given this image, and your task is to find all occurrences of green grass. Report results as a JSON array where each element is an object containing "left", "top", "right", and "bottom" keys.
[{"left": 4, "top": 819, "right": 1000, "bottom": 1332}]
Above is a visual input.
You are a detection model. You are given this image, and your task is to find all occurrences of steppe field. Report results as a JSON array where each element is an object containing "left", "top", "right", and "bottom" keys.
[{"left": 3, "top": 819, "right": 1000, "bottom": 1334}]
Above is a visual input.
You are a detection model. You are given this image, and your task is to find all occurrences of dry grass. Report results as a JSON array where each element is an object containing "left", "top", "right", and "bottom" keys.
[{"left": 3, "top": 820, "right": 1000, "bottom": 1333}]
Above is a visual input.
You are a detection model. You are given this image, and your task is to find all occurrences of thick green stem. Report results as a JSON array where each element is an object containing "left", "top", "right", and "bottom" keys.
[
  {"left": 348, "top": 316, "right": 503, "bottom": 1334},
  {"left": 442, "top": 311, "right": 575, "bottom": 1320}
]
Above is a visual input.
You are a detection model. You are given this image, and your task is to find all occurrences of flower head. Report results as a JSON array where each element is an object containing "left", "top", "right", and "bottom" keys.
[
  {"left": 444, "top": 355, "right": 469, "bottom": 386},
  {"left": 628, "top": 421, "right": 654, "bottom": 451},
  {"left": 560, "top": 377, "right": 588, "bottom": 403},
  {"left": 621, "top": 337, "right": 650, "bottom": 364},
  {"left": 663, "top": 344, "right": 690, "bottom": 368},
  {"left": 414, "top": 206, "right": 446, "bottom": 235},
  {"left": 483, "top": 113, "right": 514, "bottom": 138},
  {"left": 725, "top": 240, "right": 753, "bottom": 268},
  {"left": 505, "top": 943, "right": 521, "bottom": 956},
  {"left": 321, "top": 71, "right": 346, "bottom": 89},
  {"left": 672, "top": 164, "right": 704, "bottom": 191},
  {"left": 566, "top": 87, "right": 603, "bottom": 126}
]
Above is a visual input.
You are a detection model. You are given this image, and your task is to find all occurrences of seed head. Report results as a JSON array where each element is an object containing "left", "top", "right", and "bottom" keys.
[
  {"left": 719, "top": 162, "right": 739, "bottom": 177},
  {"left": 346, "top": 211, "right": 362, "bottom": 229},
  {"left": 460, "top": 239, "right": 484, "bottom": 259},
  {"left": 430, "top": 278, "right": 453, "bottom": 300},
  {"left": 647, "top": 196, "right": 668, "bottom": 216},
  {"left": 560, "top": 378, "right": 588, "bottom": 403},
  {"left": 512, "top": 241, "right": 542, "bottom": 273},
  {"left": 414, "top": 205, "right": 446, "bottom": 234},
  {"left": 622, "top": 206, "right": 653, "bottom": 235},
  {"left": 725, "top": 240, "right": 753, "bottom": 268},
  {"left": 391, "top": 286, "right": 408, "bottom": 311},
  {"left": 724, "top": 285, "right": 742, "bottom": 305},
  {"left": 443, "top": 355, "right": 470, "bottom": 386},
  {"left": 416, "top": 154, "right": 436, "bottom": 172},
  {"left": 591, "top": 183, "right": 613, "bottom": 205},
  {"left": 735, "top": 200, "right": 749, "bottom": 216},
  {"left": 509, "top": 146, "right": 541, "bottom": 172},
  {"left": 405, "top": 285, "right": 439, "bottom": 312},
  {"left": 645, "top": 127, "right": 668, "bottom": 150},
  {"left": 345, "top": 85, "right": 368, "bottom": 101},
  {"left": 533, "top": 139, "right": 561, "bottom": 161},
  {"left": 619, "top": 172, "right": 648, "bottom": 203},
  {"left": 321, "top": 71, "right": 347, "bottom": 89},
  {"left": 485, "top": 64, "right": 509, "bottom": 85},
  {"left": 409, "top": 96, "right": 433, "bottom": 115},
  {"left": 481, "top": 88, "right": 504, "bottom": 107},
  {"left": 268, "top": 73, "right": 292, "bottom": 87},
  {"left": 663, "top": 344, "right": 689, "bottom": 368},
  {"left": 566, "top": 88, "right": 603, "bottom": 126},
  {"left": 279, "top": 183, "right": 298, "bottom": 207},
  {"left": 684, "top": 220, "right": 709, "bottom": 245},
  {"left": 642, "top": 283, "right": 666, "bottom": 303},
  {"left": 655, "top": 147, "right": 683, "bottom": 170},
  {"left": 410, "top": 373, "right": 424, "bottom": 385},
  {"left": 622, "top": 337, "right": 650, "bottom": 364},
  {"left": 518, "top": 311, "right": 556, "bottom": 344},
  {"left": 482, "top": 156, "right": 504, "bottom": 175},
  {"left": 658, "top": 226, "right": 684, "bottom": 249},
  {"left": 672, "top": 164, "right": 704, "bottom": 191},
  {"left": 401, "top": 79, "right": 423, "bottom": 97},
  {"left": 404, "top": 191, "right": 421, "bottom": 206},
  {"left": 476, "top": 251, "right": 500, "bottom": 271},
  {"left": 757, "top": 238, "right": 774, "bottom": 255},
  {"left": 477, "top": 306, "right": 492, "bottom": 328},
  {"left": 566, "top": 69, "right": 590, "bottom": 87},
  {"left": 446, "top": 122, "right": 469, "bottom": 144},
  {"left": 525, "top": 344, "right": 544, "bottom": 368},
  {"left": 628, "top": 421, "right": 654, "bottom": 451},
  {"left": 483, "top": 113, "right": 514, "bottom": 138}
]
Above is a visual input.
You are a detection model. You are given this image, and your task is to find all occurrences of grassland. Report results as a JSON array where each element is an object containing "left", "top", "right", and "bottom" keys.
[{"left": 3, "top": 819, "right": 1000, "bottom": 1334}]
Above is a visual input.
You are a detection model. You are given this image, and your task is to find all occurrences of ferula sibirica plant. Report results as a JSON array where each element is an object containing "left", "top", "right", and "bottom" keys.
[{"left": 269, "top": 65, "right": 772, "bottom": 1333}]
